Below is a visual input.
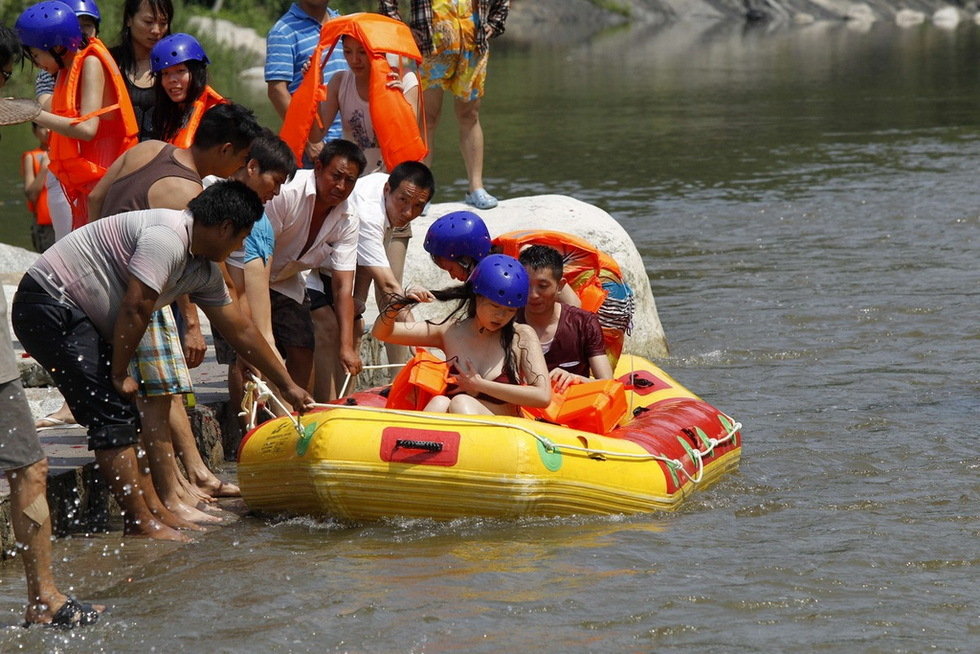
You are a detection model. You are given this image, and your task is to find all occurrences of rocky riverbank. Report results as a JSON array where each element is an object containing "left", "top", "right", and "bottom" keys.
[
  {"left": 189, "top": 0, "right": 980, "bottom": 88},
  {"left": 507, "top": 0, "right": 978, "bottom": 28}
]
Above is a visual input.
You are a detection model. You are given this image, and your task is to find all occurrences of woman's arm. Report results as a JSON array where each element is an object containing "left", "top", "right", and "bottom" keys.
[
  {"left": 33, "top": 56, "right": 105, "bottom": 141},
  {"left": 372, "top": 303, "right": 444, "bottom": 348},
  {"left": 306, "top": 72, "right": 343, "bottom": 161}
]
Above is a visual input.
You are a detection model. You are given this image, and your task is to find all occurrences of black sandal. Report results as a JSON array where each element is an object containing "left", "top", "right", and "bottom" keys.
[{"left": 47, "top": 597, "right": 101, "bottom": 629}]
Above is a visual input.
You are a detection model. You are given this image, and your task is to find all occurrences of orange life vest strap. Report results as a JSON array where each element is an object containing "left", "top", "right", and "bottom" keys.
[
  {"left": 68, "top": 102, "right": 123, "bottom": 125},
  {"left": 171, "top": 86, "right": 225, "bottom": 148}
]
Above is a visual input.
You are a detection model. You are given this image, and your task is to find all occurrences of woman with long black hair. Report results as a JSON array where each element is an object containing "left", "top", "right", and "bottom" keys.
[
  {"left": 149, "top": 32, "right": 224, "bottom": 145},
  {"left": 110, "top": 0, "right": 172, "bottom": 141}
]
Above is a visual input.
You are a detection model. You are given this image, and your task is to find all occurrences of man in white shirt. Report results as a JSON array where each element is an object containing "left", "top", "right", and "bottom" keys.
[
  {"left": 309, "top": 161, "right": 434, "bottom": 400},
  {"left": 264, "top": 140, "right": 366, "bottom": 390}
]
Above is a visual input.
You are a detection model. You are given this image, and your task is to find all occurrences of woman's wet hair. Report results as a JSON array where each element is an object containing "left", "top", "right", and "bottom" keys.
[
  {"left": 188, "top": 179, "right": 263, "bottom": 232},
  {"left": 192, "top": 102, "right": 261, "bottom": 152},
  {"left": 382, "top": 285, "right": 524, "bottom": 385},
  {"left": 151, "top": 58, "right": 207, "bottom": 142},
  {"left": 112, "top": 0, "right": 173, "bottom": 76},
  {"left": 248, "top": 128, "right": 298, "bottom": 181},
  {"left": 388, "top": 160, "right": 435, "bottom": 200}
]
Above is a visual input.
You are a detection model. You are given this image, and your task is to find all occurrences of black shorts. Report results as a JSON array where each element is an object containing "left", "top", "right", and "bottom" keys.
[
  {"left": 212, "top": 327, "right": 236, "bottom": 365},
  {"left": 270, "top": 289, "right": 315, "bottom": 351},
  {"left": 12, "top": 276, "right": 140, "bottom": 451},
  {"left": 308, "top": 273, "right": 366, "bottom": 317}
]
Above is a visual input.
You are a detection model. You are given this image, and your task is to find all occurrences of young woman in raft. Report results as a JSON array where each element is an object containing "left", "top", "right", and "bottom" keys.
[
  {"left": 149, "top": 32, "right": 224, "bottom": 145},
  {"left": 373, "top": 254, "right": 552, "bottom": 417}
]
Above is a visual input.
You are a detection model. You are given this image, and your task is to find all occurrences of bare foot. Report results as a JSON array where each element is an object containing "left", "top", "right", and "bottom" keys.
[
  {"left": 35, "top": 406, "right": 80, "bottom": 430},
  {"left": 148, "top": 504, "right": 207, "bottom": 532},
  {"left": 177, "top": 473, "right": 215, "bottom": 505},
  {"left": 165, "top": 500, "right": 223, "bottom": 525},
  {"left": 124, "top": 517, "right": 193, "bottom": 542},
  {"left": 197, "top": 478, "right": 241, "bottom": 498}
]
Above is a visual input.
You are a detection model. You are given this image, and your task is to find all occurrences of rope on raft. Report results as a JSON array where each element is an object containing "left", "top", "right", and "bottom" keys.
[{"left": 241, "top": 375, "right": 741, "bottom": 485}]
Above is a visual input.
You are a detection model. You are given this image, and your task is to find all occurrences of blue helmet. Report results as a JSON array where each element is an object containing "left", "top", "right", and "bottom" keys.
[
  {"left": 16, "top": 1, "right": 84, "bottom": 51},
  {"left": 150, "top": 33, "right": 209, "bottom": 74},
  {"left": 469, "top": 254, "right": 529, "bottom": 308},
  {"left": 66, "top": 0, "right": 100, "bottom": 23},
  {"left": 423, "top": 211, "right": 491, "bottom": 263}
]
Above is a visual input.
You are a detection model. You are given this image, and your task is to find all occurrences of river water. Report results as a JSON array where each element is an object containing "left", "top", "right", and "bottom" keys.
[{"left": 0, "top": 17, "right": 978, "bottom": 653}]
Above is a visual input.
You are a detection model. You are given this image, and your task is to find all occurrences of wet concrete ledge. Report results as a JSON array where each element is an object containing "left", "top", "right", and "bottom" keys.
[
  {"left": 0, "top": 360, "right": 234, "bottom": 559},
  {"left": 0, "top": 329, "right": 393, "bottom": 558}
]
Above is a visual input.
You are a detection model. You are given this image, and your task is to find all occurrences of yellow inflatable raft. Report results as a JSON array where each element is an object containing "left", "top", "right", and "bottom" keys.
[{"left": 237, "top": 355, "right": 742, "bottom": 520}]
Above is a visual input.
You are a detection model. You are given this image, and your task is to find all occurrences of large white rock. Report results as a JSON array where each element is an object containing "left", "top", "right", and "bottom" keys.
[
  {"left": 0, "top": 242, "right": 39, "bottom": 276},
  {"left": 933, "top": 6, "right": 961, "bottom": 29},
  {"left": 391, "top": 195, "right": 669, "bottom": 358},
  {"left": 185, "top": 16, "right": 266, "bottom": 61}
]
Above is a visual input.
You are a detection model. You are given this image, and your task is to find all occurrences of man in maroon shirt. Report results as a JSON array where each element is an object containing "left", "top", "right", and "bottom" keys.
[{"left": 518, "top": 245, "right": 613, "bottom": 392}]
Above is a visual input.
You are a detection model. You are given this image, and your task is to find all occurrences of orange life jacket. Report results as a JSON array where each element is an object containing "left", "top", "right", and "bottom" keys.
[
  {"left": 386, "top": 349, "right": 450, "bottom": 410},
  {"left": 494, "top": 230, "right": 635, "bottom": 368},
  {"left": 169, "top": 85, "right": 225, "bottom": 149},
  {"left": 48, "top": 37, "right": 138, "bottom": 229},
  {"left": 22, "top": 149, "right": 52, "bottom": 226},
  {"left": 280, "top": 13, "right": 427, "bottom": 170},
  {"left": 522, "top": 379, "right": 629, "bottom": 435}
]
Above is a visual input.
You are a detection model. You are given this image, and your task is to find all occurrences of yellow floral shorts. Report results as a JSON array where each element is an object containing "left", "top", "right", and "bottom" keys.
[{"left": 419, "top": 0, "right": 489, "bottom": 102}]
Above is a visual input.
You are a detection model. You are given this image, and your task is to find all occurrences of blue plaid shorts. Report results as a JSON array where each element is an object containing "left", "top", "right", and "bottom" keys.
[{"left": 128, "top": 306, "right": 194, "bottom": 397}]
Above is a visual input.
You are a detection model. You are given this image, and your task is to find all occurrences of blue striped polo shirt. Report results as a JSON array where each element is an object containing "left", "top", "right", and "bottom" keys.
[{"left": 265, "top": 3, "right": 347, "bottom": 140}]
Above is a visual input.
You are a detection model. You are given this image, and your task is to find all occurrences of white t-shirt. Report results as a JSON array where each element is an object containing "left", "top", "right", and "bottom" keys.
[
  {"left": 28, "top": 208, "right": 230, "bottom": 340},
  {"left": 349, "top": 172, "right": 392, "bottom": 268},
  {"left": 265, "top": 169, "right": 359, "bottom": 303}
]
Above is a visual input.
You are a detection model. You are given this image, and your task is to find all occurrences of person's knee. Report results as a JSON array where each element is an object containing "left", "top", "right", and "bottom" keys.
[
  {"left": 423, "top": 395, "right": 451, "bottom": 413},
  {"left": 12, "top": 459, "right": 51, "bottom": 526},
  {"left": 12, "top": 458, "right": 50, "bottom": 489},
  {"left": 455, "top": 98, "right": 481, "bottom": 124},
  {"left": 448, "top": 395, "right": 481, "bottom": 414}
]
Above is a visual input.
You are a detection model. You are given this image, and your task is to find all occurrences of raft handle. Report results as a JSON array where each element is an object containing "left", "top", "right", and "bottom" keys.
[
  {"left": 630, "top": 375, "right": 656, "bottom": 389},
  {"left": 395, "top": 439, "right": 444, "bottom": 453}
]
